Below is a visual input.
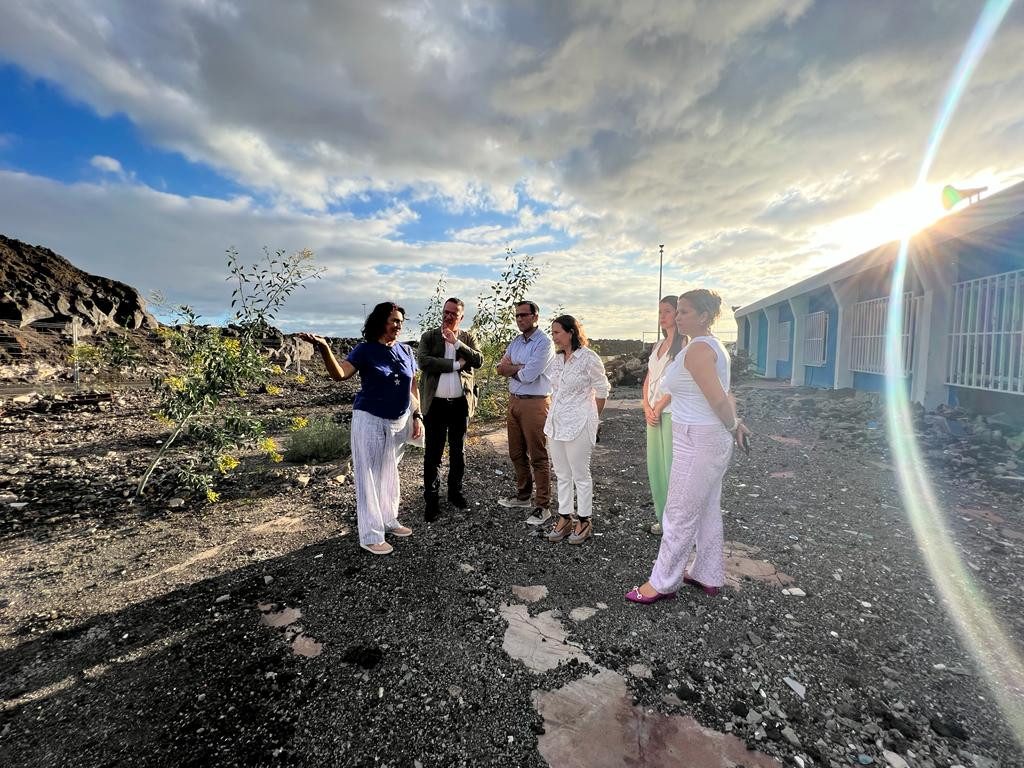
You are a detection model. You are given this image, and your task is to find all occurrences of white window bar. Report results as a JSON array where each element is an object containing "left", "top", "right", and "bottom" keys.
[
  {"left": 947, "top": 268, "right": 1024, "bottom": 395},
  {"left": 803, "top": 311, "right": 827, "bottom": 367},
  {"left": 849, "top": 293, "right": 921, "bottom": 376},
  {"left": 776, "top": 321, "right": 791, "bottom": 362}
]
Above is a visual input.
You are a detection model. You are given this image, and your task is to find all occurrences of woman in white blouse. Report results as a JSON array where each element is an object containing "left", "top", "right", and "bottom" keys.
[
  {"left": 642, "top": 295, "right": 686, "bottom": 536},
  {"left": 543, "top": 315, "right": 611, "bottom": 544}
]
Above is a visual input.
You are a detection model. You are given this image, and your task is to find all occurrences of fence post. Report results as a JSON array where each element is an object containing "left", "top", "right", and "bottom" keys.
[
  {"left": 296, "top": 356, "right": 302, "bottom": 376},
  {"left": 72, "top": 317, "right": 81, "bottom": 390}
]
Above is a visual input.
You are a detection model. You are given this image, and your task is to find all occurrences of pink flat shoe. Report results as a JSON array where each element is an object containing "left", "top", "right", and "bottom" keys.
[
  {"left": 683, "top": 572, "right": 720, "bottom": 597},
  {"left": 625, "top": 586, "right": 677, "bottom": 604}
]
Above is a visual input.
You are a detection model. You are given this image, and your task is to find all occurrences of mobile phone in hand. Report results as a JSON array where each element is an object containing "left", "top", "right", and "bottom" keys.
[{"left": 741, "top": 432, "right": 751, "bottom": 455}]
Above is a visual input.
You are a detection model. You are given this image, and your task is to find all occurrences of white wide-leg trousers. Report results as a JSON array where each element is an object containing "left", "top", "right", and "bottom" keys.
[
  {"left": 350, "top": 409, "right": 410, "bottom": 546},
  {"left": 548, "top": 428, "right": 595, "bottom": 519},
  {"left": 649, "top": 422, "right": 733, "bottom": 592}
]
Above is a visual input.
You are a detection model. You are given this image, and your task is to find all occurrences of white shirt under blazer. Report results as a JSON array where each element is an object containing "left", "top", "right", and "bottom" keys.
[
  {"left": 662, "top": 336, "right": 730, "bottom": 426},
  {"left": 543, "top": 346, "right": 611, "bottom": 443}
]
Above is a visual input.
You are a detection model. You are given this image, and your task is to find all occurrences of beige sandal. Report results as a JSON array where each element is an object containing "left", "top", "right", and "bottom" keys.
[
  {"left": 546, "top": 515, "right": 572, "bottom": 542},
  {"left": 568, "top": 517, "right": 593, "bottom": 545},
  {"left": 360, "top": 541, "right": 394, "bottom": 555}
]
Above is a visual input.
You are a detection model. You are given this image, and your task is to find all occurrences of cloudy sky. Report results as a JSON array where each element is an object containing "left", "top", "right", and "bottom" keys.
[{"left": 1, "top": 1, "right": 1023, "bottom": 339}]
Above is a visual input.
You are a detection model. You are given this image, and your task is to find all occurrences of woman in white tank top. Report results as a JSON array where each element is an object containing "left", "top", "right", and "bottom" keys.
[{"left": 626, "top": 289, "right": 751, "bottom": 603}]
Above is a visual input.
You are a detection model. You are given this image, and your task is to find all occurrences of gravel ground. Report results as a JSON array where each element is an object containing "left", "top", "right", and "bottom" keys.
[{"left": 0, "top": 377, "right": 1021, "bottom": 767}]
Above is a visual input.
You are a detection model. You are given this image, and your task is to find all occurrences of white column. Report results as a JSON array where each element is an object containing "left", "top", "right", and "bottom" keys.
[
  {"left": 830, "top": 277, "right": 859, "bottom": 389},
  {"left": 910, "top": 253, "right": 957, "bottom": 408},
  {"left": 788, "top": 295, "right": 809, "bottom": 386},
  {"left": 734, "top": 314, "right": 745, "bottom": 352},
  {"left": 764, "top": 306, "right": 780, "bottom": 378}
]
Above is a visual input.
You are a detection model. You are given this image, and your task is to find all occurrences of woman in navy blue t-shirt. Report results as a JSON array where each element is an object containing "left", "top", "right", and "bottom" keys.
[{"left": 300, "top": 302, "right": 422, "bottom": 555}]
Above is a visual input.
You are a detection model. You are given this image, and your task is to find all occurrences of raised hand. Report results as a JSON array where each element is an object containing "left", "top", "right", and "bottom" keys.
[{"left": 297, "top": 332, "right": 326, "bottom": 347}]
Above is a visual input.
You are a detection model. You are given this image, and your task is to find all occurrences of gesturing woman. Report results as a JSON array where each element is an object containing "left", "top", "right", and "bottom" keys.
[
  {"left": 299, "top": 302, "right": 422, "bottom": 556},
  {"left": 543, "top": 315, "right": 611, "bottom": 545},
  {"left": 626, "top": 289, "right": 750, "bottom": 602}
]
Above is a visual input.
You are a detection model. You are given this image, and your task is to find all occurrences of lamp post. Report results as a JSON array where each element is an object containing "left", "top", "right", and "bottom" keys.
[{"left": 657, "top": 244, "right": 664, "bottom": 341}]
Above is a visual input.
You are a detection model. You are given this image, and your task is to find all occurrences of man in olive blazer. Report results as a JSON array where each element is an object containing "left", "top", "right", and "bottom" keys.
[{"left": 418, "top": 297, "right": 484, "bottom": 521}]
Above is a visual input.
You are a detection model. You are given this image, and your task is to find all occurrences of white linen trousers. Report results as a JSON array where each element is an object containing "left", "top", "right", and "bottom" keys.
[
  {"left": 649, "top": 422, "right": 734, "bottom": 592},
  {"left": 547, "top": 428, "right": 595, "bottom": 518},
  {"left": 350, "top": 408, "right": 411, "bottom": 546}
]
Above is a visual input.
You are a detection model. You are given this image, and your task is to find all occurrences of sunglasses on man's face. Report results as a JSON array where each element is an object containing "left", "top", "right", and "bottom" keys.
[{"left": 515, "top": 312, "right": 535, "bottom": 319}]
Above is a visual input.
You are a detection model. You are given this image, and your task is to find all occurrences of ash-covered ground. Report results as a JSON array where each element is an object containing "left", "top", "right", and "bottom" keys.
[{"left": 1, "top": 378, "right": 1021, "bottom": 767}]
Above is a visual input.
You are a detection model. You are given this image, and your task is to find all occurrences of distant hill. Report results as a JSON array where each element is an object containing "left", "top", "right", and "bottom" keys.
[{"left": 0, "top": 234, "right": 157, "bottom": 331}]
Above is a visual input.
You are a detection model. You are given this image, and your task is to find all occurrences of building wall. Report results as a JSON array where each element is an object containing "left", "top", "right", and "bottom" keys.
[
  {"left": 952, "top": 213, "right": 1024, "bottom": 282},
  {"left": 853, "top": 371, "right": 913, "bottom": 394},
  {"left": 804, "top": 289, "right": 838, "bottom": 388}
]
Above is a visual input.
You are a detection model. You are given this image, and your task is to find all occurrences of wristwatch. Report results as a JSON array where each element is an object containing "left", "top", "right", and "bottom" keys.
[{"left": 412, "top": 411, "right": 424, "bottom": 421}]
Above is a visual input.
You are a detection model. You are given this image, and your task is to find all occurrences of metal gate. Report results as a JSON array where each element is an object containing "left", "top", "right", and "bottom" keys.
[
  {"left": 850, "top": 293, "right": 921, "bottom": 376},
  {"left": 946, "top": 268, "right": 1024, "bottom": 394}
]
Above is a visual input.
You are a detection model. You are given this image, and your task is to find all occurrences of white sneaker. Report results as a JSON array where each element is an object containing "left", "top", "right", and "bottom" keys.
[
  {"left": 498, "top": 496, "right": 533, "bottom": 509},
  {"left": 524, "top": 508, "right": 552, "bottom": 526}
]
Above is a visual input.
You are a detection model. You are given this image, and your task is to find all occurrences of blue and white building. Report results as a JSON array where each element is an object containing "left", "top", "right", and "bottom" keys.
[{"left": 734, "top": 181, "right": 1024, "bottom": 414}]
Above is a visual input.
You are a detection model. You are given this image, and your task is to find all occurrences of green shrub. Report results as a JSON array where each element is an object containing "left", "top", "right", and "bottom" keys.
[{"left": 286, "top": 417, "right": 351, "bottom": 463}]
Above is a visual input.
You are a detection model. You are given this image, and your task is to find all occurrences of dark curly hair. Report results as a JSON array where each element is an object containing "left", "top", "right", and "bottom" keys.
[
  {"left": 552, "top": 314, "right": 588, "bottom": 352},
  {"left": 362, "top": 301, "right": 406, "bottom": 342}
]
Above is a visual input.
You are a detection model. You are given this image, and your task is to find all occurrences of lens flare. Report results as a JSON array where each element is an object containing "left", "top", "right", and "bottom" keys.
[{"left": 885, "top": 0, "right": 1023, "bottom": 749}]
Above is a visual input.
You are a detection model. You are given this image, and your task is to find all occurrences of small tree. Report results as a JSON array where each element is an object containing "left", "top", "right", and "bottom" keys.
[
  {"left": 417, "top": 274, "right": 448, "bottom": 334},
  {"left": 136, "top": 247, "right": 323, "bottom": 500},
  {"left": 470, "top": 248, "right": 541, "bottom": 419}
]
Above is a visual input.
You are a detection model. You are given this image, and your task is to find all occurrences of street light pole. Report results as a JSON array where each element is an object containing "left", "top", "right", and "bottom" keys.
[{"left": 657, "top": 244, "right": 664, "bottom": 342}]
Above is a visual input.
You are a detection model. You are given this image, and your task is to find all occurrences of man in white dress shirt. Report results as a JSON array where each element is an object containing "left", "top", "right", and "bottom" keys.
[{"left": 418, "top": 298, "right": 483, "bottom": 522}]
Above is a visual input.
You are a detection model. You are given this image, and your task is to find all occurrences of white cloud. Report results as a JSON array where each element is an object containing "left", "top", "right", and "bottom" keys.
[
  {"left": 90, "top": 154, "right": 126, "bottom": 178},
  {"left": 1, "top": 2, "right": 1023, "bottom": 334}
]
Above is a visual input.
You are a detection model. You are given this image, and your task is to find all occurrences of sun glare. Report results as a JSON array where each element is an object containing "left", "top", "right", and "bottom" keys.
[{"left": 816, "top": 184, "right": 947, "bottom": 264}]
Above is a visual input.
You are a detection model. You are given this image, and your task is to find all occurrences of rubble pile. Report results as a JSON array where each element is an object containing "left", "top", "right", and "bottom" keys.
[
  {"left": 604, "top": 346, "right": 651, "bottom": 387},
  {"left": 740, "top": 386, "right": 1023, "bottom": 491}
]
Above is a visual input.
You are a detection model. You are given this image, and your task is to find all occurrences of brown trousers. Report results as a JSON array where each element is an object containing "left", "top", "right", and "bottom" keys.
[{"left": 507, "top": 396, "right": 551, "bottom": 508}]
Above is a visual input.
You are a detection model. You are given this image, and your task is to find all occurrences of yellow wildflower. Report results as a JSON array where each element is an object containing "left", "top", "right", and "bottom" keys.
[
  {"left": 205, "top": 488, "right": 221, "bottom": 503},
  {"left": 163, "top": 375, "right": 186, "bottom": 392},
  {"left": 269, "top": 451, "right": 284, "bottom": 463},
  {"left": 223, "top": 338, "right": 241, "bottom": 354},
  {"left": 216, "top": 454, "right": 240, "bottom": 474},
  {"left": 154, "top": 412, "right": 175, "bottom": 426},
  {"left": 270, "top": 364, "right": 283, "bottom": 375},
  {"left": 290, "top": 416, "right": 309, "bottom": 431},
  {"left": 266, "top": 385, "right": 282, "bottom": 396},
  {"left": 293, "top": 374, "right": 307, "bottom": 384},
  {"left": 260, "top": 437, "right": 279, "bottom": 453}
]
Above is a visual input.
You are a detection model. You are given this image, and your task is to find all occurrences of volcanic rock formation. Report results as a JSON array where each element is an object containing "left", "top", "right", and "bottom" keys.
[{"left": 0, "top": 235, "right": 157, "bottom": 332}]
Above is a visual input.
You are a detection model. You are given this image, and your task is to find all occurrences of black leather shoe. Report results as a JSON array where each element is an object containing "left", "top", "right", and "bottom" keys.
[
  {"left": 424, "top": 497, "right": 442, "bottom": 522},
  {"left": 447, "top": 490, "right": 469, "bottom": 510}
]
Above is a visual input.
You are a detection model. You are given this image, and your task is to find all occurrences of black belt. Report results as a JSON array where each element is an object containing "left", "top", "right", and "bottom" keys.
[
  {"left": 434, "top": 396, "right": 464, "bottom": 402},
  {"left": 511, "top": 393, "right": 547, "bottom": 399}
]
